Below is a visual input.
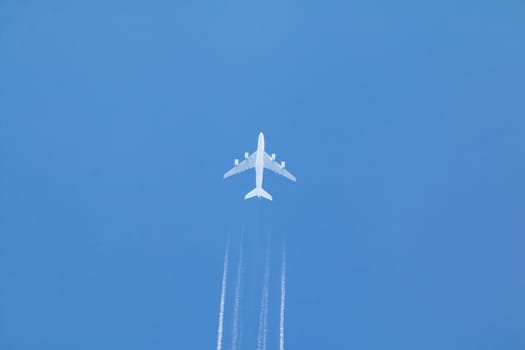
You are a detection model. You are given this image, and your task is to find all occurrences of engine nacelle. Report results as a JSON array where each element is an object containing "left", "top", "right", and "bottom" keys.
[
  {"left": 234, "top": 159, "right": 239, "bottom": 166},
  {"left": 271, "top": 153, "right": 276, "bottom": 160},
  {"left": 280, "top": 161, "right": 286, "bottom": 168},
  {"left": 244, "top": 152, "right": 249, "bottom": 159}
]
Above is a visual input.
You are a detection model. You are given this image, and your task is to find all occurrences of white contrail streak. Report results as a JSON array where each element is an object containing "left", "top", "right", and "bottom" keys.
[
  {"left": 279, "top": 249, "right": 286, "bottom": 350},
  {"left": 216, "top": 241, "right": 229, "bottom": 350},
  {"left": 257, "top": 248, "right": 270, "bottom": 350},
  {"left": 231, "top": 244, "right": 243, "bottom": 350}
]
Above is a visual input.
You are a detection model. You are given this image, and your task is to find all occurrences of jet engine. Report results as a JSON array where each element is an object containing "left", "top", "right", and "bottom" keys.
[
  {"left": 271, "top": 153, "right": 276, "bottom": 160},
  {"left": 234, "top": 159, "right": 239, "bottom": 166},
  {"left": 244, "top": 152, "right": 249, "bottom": 159},
  {"left": 280, "top": 161, "right": 286, "bottom": 168}
]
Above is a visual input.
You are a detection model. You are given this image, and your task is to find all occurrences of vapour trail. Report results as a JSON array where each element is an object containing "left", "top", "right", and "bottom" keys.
[
  {"left": 279, "top": 248, "right": 286, "bottom": 350},
  {"left": 216, "top": 240, "right": 229, "bottom": 350},
  {"left": 262, "top": 277, "right": 269, "bottom": 350},
  {"left": 231, "top": 242, "right": 243, "bottom": 350},
  {"left": 257, "top": 247, "right": 270, "bottom": 350}
]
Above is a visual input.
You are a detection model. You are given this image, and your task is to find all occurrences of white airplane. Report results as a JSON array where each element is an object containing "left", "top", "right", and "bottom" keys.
[{"left": 224, "top": 132, "right": 296, "bottom": 201}]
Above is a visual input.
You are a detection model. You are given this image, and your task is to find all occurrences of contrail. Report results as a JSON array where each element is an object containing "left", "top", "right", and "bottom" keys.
[
  {"left": 216, "top": 241, "right": 229, "bottom": 350},
  {"left": 231, "top": 243, "right": 243, "bottom": 350},
  {"left": 279, "top": 248, "right": 286, "bottom": 350},
  {"left": 257, "top": 247, "right": 270, "bottom": 350}
]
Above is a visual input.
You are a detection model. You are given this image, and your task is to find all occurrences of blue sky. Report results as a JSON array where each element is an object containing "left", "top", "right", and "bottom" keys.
[{"left": 1, "top": 1, "right": 524, "bottom": 349}]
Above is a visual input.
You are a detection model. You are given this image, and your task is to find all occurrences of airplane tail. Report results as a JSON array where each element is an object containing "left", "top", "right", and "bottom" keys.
[{"left": 244, "top": 187, "right": 272, "bottom": 201}]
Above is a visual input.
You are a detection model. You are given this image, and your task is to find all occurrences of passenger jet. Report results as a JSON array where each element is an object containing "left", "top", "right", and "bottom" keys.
[{"left": 224, "top": 132, "right": 296, "bottom": 201}]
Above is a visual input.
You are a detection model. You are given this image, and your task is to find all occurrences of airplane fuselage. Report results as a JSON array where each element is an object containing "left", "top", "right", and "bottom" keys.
[{"left": 255, "top": 132, "right": 265, "bottom": 190}]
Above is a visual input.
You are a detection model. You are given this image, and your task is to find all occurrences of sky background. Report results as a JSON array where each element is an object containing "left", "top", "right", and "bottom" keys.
[{"left": 1, "top": 0, "right": 524, "bottom": 349}]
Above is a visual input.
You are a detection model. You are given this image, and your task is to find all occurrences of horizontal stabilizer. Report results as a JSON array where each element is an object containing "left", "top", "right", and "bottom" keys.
[{"left": 244, "top": 187, "right": 272, "bottom": 201}]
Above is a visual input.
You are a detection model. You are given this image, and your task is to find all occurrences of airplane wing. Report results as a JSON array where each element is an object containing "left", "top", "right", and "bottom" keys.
[
  {"left": 264, "top": 152, "right": 296, "bottom": 182},
  {"left": 224, "top": 152, "right": 256, "bottom": 178}
]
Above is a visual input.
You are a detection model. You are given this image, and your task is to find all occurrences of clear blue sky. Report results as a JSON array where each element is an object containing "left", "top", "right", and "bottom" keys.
[{"left": 1, "top": 1, "right": 524, "bottom": 349}]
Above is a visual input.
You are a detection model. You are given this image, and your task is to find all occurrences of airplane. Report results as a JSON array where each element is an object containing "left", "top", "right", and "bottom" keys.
[{"left": 224, "top": 132, "right": 296, "bottom": 201}]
